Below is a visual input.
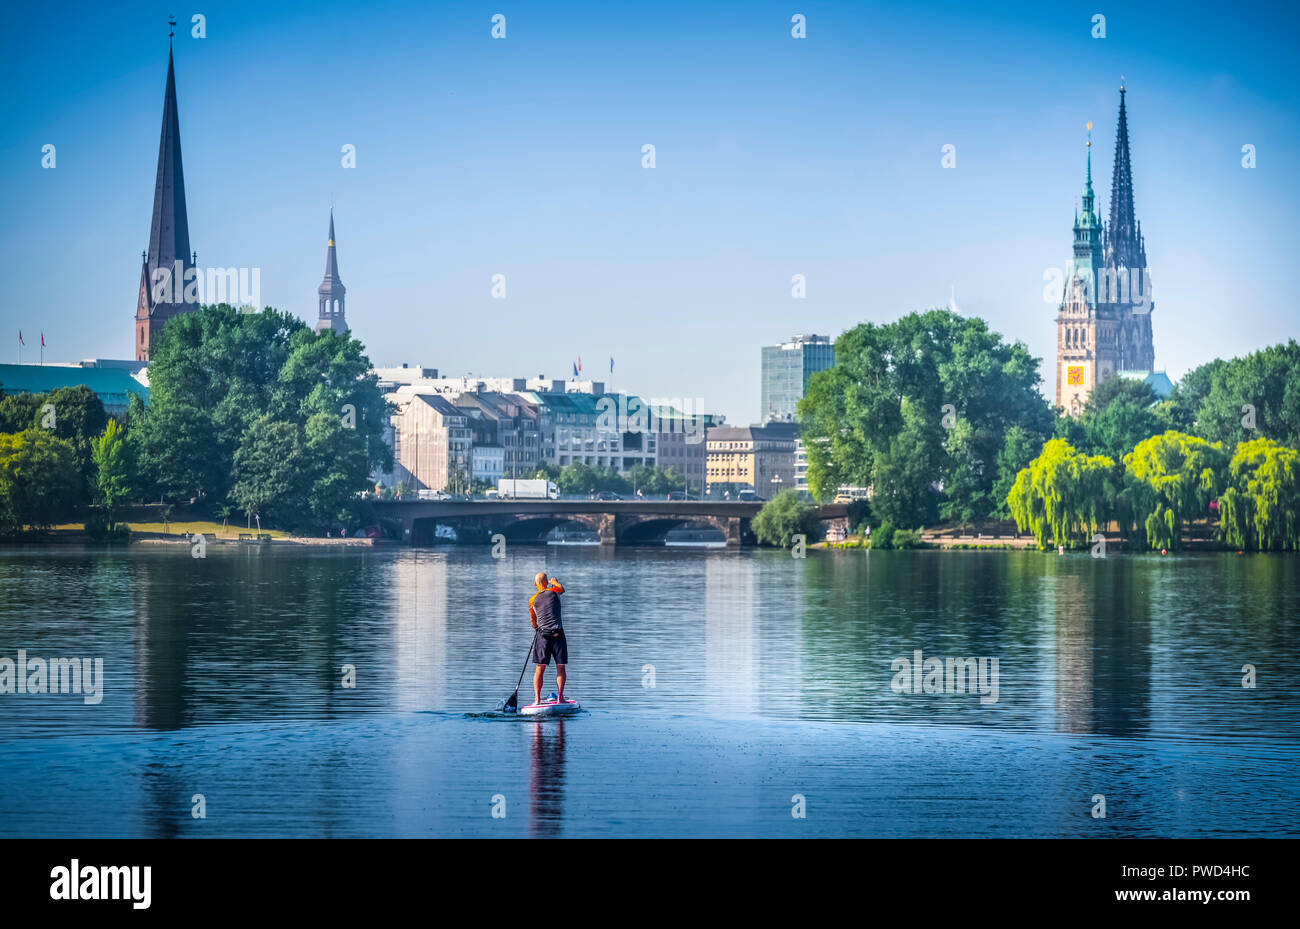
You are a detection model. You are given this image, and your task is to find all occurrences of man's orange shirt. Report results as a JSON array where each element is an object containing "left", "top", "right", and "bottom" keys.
[{"left": 529, "top": 581, "right": 564, "bottom": 629}]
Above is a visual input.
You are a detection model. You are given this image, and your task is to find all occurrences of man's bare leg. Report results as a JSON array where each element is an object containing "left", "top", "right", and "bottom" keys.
[
  {"left": 555, "top": 664, "right": 566, "bottom": 702},
  {"left": 533, "top": 664, "right": 545, "bottom": 705}
]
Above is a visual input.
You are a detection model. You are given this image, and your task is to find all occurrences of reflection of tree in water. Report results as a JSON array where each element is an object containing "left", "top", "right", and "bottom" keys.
[
  {"left": 528, "top": 719, "right": 566, "bottom": 837},
  {"left": 131, "top": 549, "right": 402, "bottom": 732},
  {"left": 1053, "top": 561, "right": 1152, "bottom": 737}
]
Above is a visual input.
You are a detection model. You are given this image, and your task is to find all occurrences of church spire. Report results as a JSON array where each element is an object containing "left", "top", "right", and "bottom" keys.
[
  {"left": 1105, "top": 80, "right": 1144, "bottom": 270},
  {"left": 135, "top": 18, "right": 195, "bottom": 362},
  {"left": 148, "top": 32, "right": 191, "bottom": 274},
  {"left": 316, "top": 208, "right": 348, "bottom": 334}
]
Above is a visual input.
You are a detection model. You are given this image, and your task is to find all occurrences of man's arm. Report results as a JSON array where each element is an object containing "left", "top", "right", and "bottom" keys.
[
  {"left": 549, "top": 580, "right": 564, "bottom": 594},
  {"left": 529, "top": 594, "right": 538, "bottom": 629}
]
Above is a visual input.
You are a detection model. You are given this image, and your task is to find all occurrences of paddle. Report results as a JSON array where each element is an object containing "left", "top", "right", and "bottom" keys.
[{"left": 503, "top": 631, "right": 538, "bottom": 712}]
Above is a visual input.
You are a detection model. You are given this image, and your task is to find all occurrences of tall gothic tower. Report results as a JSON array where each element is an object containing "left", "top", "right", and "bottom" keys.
[
  {"left": 1102, "top": 84, "right": 1155, "bottom": 372},
  {"left": 316, "top": 209, "right": 348, "bottom": 334},
  {"left": 135, "top": 23, "right": 195, "bottom": 362},
  {"left": 1056, "top": 84, "right": 1156, "bottom": 414}
]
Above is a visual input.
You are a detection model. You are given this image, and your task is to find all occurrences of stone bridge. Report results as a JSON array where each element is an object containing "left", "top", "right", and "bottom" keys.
[{"left": 369, "top": 499, "right": 848, "bottom": 547}]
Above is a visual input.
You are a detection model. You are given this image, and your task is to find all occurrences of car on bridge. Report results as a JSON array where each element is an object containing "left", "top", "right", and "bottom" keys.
[
  {"left": 666, "top": 491, "right": 699, "bottom": 501},
  {"left": 594, "top": 491, "right": 623, "bottom": 501}
]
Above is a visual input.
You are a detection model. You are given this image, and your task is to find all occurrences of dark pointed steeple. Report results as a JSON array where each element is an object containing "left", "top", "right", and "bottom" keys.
[
  {"left": 1104, "top": 82, "right": 1145, "bottom": 271},
  {"left": 149, "top": 39, "right": 191, "bottom": 274},
  {"left": 135, "top": 19, "right": 196, "bottom": 361},
  {"left": 316, "top": 208, "right": 348, "bottom": 333}
]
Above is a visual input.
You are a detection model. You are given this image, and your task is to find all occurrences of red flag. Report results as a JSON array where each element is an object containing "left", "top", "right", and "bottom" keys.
[
  {"left": 578, "top": 355, "right": 582, "bottom": 373},
  {"left": 18, "top": 331, "right": 23, "bottom": 346},
  {"left": 40, "top": 332, "right": 45, "bottom": 347}
]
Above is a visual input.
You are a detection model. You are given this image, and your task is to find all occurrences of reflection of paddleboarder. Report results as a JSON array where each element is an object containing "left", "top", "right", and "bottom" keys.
[{"left": 529, "top": 572, "right": 567, "bottom": 706}]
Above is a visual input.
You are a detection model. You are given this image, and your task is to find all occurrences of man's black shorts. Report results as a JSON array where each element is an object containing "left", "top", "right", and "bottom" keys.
[{"left": 533, "top": 629, "right": 568, "bottom": 665}]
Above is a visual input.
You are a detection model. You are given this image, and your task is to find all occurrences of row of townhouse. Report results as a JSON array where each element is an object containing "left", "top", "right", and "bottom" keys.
[{"left": 375, "top": 373, "right": 724, "bottom": 495}]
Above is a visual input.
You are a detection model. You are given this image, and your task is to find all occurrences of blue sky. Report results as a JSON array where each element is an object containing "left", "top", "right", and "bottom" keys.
[{"left": 2, "top": 0, "right": 1297, "bottom": 424}]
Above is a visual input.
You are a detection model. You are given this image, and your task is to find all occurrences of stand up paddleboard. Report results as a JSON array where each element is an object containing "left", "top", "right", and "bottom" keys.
[{"left": 519, "top": 695, "right": 580, "bottom": 716}]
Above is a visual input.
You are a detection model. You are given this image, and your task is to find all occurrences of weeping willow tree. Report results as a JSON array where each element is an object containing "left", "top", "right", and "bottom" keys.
[
  {"left": 1120, "top": 431, "right": 1227, "bottom": 551},
  {"left": 1218, "top": 438, "right": 1300, "bottom": 551},
  {"left": 1006, "top": 439, "right": 1118, "bottom": 550}
]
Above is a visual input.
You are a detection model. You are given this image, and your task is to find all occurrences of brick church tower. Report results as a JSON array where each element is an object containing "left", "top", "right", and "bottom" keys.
[{"left": 135, "top": 21, "right": 196, "bottom": 362}]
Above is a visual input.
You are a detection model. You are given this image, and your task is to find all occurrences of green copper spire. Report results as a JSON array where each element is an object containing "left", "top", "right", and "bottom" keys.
[{"left": 1064, "top": 122, "right": 1103, "bottom": 310}]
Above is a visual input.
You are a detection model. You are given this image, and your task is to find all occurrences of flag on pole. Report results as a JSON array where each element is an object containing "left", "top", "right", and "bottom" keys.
[
  {"left": 18, "top": 331, "right": 24, "bottom": 346},
  {"left": 609, "top": 356, "right": 614, "bottom": 373},
  {"left": 577, "top": 355, "right": 582, "bottom": 373},
  {"left": 572, "top": 361, "right": 579, "bottom": 377},
  {"left": 40, "top": 332, "right": 44, "bottom": 347}
]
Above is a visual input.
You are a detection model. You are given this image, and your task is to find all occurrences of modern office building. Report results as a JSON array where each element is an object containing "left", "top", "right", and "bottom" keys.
[{"left": 760, "top": 334, "right": 835, "bottom": 423}]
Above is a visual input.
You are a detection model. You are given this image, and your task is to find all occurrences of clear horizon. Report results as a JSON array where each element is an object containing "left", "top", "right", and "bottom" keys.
[{"left": 2, "top": 0, "right": 1297, "bottom": 424}]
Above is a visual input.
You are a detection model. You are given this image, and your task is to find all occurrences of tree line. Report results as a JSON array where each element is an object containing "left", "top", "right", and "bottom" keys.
[
  {"left": 0, "top": 305, "right": 391, "bottom": 536},
  {"left": 795, "top": 310, "right": 1299, "bottom": 551}
]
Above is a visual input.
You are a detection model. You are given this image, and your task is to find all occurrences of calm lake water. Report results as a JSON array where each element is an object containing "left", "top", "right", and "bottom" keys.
[{"left": 1, "top": 545, "right": 1297, "bottom": 837}]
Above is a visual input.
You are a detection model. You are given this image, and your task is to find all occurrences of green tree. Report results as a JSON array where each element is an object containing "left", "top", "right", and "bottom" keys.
[
  {"left": 132, "top": 305, "right": 390, "bottom": 529},
  {"left": 230, "top": 416, "right": 308, "bottom": 529},
  {"left": 1184, "top": 341, "right": 1300, "bottom": 449},
  {"left": 1081, "top": 397, "right": 1164, "bottom": 461},
  {"left": 556, "top": 462, "right": 596, "bottom": 495},
  {"left": 1218, "top": 438, "right": 1300, "bottom": 551},
  {"left": 0, "top": 393, "right": 42, "bottom": 434},
  {"left": 991, "top": 425, "right": 1039, "bottom": 521},
  {"left": 0, "top": 429, "right": 82, "bottom": 532},
  {"left": 1006, "top": 438, "right": 1118, "bottom": 550},
  {"left": 1121, "top": 431, "right": 1227, "bottom": 551},
  {"left": 870, "top": 398, "right": 941, "bottom": 528},
  {"left": 91, "top": 419, "right": 133, "bottom": 523},
  {"left": 752, "top": 489, "right": 821, "bottom": 547},
  {"left": 799, "top": 309, "right": 1052, "bottom": 524},
  {"left": 0, "top": 386, "right": 108, "bottom": 500},
  {"left": 1084, "top": 377, "right": 1157, "bottom": 414}
]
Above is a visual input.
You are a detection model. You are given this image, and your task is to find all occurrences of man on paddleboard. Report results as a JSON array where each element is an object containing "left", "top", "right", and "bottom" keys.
[{"left": 529, "top": 572, "right": 568, "bottom": 706}]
